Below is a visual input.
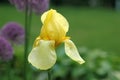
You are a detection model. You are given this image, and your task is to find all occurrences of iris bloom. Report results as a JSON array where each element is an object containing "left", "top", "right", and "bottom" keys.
[{"left": 28, "top": 9, "right": 85, "bottom": 70}]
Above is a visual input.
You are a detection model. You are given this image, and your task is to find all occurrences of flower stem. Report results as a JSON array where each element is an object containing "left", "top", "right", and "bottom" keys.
[
  {"left": 7, "top": 61, "right": 11, "bottom": 80},
  {"left": 24, "top": 0, "right": 29, "bottom": 80},
  {"left": 24, "top": 0, "right": 33, "bottom": 80},
  {"left": 48, "top": 70, "right": 51, "bottom": 80},
  {"left": 28, "top": 0, "right": 32, "bottom": 30}
]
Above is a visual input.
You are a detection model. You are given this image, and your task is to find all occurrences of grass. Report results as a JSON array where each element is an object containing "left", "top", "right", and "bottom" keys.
[
  {"left": 55, "top": 6, "right": 120, "bottom": 53},
  {"left": 0, "top": 4, "right": 120, "bottom": 54}
]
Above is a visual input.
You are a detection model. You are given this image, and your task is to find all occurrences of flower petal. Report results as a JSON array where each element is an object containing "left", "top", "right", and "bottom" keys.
[
  {"left": 41, "top": 10, "right": 48, "bottom": 23},
  {"left": 64, "top": 39, "right": 85, "bottom": 64},
  {"left": 40, "top": 9, "right": 69, "bottom": 46},
  {"left": 41, "top": 9, "right": 69, "bottom": 33},
  {"left": 28, "top": 40, "right": 56, "bottom": 70}
]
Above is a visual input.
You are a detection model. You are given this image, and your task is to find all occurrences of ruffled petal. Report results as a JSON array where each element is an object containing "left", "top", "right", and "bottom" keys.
[
  {"left": 64, "top": 39, "right": 85, "bottom": 64},
  {"left": 41, "top": 10, "right": 48, "bottom": 23},
  {"left": 28, "top": 40, "right": 56, "bottom": 70},
  {"left": 41, "top": 9, "right": 69, "bottom": 33},
  {"left": 40, "top": 9, "right": 69, "bottom": 46}
]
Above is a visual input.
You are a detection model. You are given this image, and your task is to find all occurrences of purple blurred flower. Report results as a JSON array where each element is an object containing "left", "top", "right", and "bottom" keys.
[
  {"left": 9, "top": 0, "right": 49, "bottom": 14},
  {"left": 1, "top": 22, "right": 25, "bottom": 44},
  {"left": 31, "top": 0, "right": 49, "bottom": 14},
  {"left": 9, "top": 0, "right": 25, "bottom": 11},
  {"left": 0, "top": 36, "right": 13, "bottom": 61}
]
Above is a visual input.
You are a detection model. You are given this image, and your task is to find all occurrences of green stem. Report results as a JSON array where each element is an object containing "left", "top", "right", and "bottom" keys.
[
  {"left": 7, "top": 61, "right": 11, "bottom": 80},
  {"left": 24, "top": 0, "right": 29, "bottom": 80},
  {"left": 48, "top": 70, "right": 51, "bottom": 80},
  {"left": 24, "top": 0, "right": 33, "bottom": 80},
  {"left": 27, "top": 1, "right": 32, "bottom": 45},
  {"left": 28, "top": 0, "right": 32, "bottom": 30}
]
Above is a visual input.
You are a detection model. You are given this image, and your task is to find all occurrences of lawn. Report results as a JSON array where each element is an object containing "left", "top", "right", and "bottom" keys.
[{"left": 0, "top": 4, "right": 120, "bottom": 53}]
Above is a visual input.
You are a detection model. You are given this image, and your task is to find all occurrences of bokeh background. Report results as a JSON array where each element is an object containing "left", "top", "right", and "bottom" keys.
[{"left": 0, "top": 0, "right": 120, "bottom": 80}]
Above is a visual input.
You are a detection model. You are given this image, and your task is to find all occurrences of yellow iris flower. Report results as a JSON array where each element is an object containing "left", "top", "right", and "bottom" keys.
[{"left": 28, "top": 9, "right": 85, "bottom": 70}]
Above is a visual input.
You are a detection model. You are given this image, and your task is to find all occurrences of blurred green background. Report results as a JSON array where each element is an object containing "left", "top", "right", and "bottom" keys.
[{"left": 0, "top": 0, "right": 120, "bottom": 80}]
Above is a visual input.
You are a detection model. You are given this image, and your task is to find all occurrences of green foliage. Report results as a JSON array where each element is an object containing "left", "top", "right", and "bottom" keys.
[{"left": 51, "top": 46, "right": 120, "bottom": 80}]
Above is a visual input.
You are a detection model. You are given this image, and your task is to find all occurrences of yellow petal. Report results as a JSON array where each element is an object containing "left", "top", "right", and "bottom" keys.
[
  {"left": 28, "top": 40, "right": 56, "bottom": 70},
  {"left": 40, "top": 9, "right": 69, "bottom": 46},
  {"left": 41, "top": 10, "right": 48, "bottom": 24},
  {"left": 41, "top": 9, "right": 69, "bottom": 32},
  {"left": 64, "top": 39, "right": 85, "bottom": 64},
  {"left": 33, "top": 36, "right": 41, "bottom": 47}
]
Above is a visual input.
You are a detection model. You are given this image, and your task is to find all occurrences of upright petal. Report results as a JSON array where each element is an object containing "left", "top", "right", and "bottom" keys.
[
  {"left": 64, "top": 39, "right": 85, "bottom": 64},
  {"left": 40, "top": 9, "right": 69, "bottom": 46},
  {"left": 41, "top": 9, "right": 69, "bottom": 33},
  {"left": 41, "top": 10, "right": 48, "bottom": 23},
  {"left": 28, "top": 40, "right": 56, "bottom": 70}
]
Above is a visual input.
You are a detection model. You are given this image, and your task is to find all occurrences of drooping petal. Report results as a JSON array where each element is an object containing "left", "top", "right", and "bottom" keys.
[
  {"left": 28, "top": 40, "right": 56, "bottom": 70},
  {"left": 64, "top": 39, "right": 85, "bottom": 64}
]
